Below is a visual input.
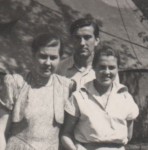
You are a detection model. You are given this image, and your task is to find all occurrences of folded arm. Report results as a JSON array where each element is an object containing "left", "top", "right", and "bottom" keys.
[{"left": 61, "top": 112, "right": 79, "bottom": 150}]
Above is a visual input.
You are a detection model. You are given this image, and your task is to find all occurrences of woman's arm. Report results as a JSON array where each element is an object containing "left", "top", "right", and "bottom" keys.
[
  {"left": 127, "top": 120, "right": 134, "bottom": 141},
  {"left": 61, "top": 112, "right": 79, "bottom": 150},
  {"left": 0, "top": 107, "right": 11, "bottom": 150}
]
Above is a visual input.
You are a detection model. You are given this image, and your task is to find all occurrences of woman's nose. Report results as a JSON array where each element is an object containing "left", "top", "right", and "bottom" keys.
[
  {"left": 45, "top": 57, "right": 51, "bottom": 65},
  {"left": 104, "top": 67, "right": 110, "bottom": 74}
]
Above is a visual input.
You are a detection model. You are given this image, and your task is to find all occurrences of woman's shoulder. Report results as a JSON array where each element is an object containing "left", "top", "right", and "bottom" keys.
[
  {"left": 53, "top": 74, "right": 72, "bottom": 87},
  {"left": 114, "top": 83, "right": 135, "bottom": 102},
  {"left": 4, "top": 73, "right": 28, "bottom": 88}
]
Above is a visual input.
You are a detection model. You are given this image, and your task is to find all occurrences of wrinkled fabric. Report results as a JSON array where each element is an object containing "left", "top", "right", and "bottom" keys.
[
  {"left": 6, "top": 136, "right": 59, "bottom": 150},
  {"left": 57, "top": 56, "right": 96, "bottom": 90},
  {"left": 0, "top": 73, "right": 71, "bottom": 124},
  {"left": 57, "top": 56, "right": 119, "bottom": 89},
  {"left": 65, "top": 81, "right": 139, "bottom": 145}
]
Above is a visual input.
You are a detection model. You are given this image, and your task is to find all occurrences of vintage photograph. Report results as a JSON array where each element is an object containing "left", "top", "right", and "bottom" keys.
[{"left": 0, "top": 0, "right": 148, "bottom": 150}]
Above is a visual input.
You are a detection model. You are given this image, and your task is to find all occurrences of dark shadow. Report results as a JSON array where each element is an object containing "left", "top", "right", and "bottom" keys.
[
  {"left": 0, "top": 0, "right": 67, "bottom": 73},
  {"left": 119, "top": 70, "right": 148, "bottom": 142},
  {"left": 133, "top": 0, "right": 148, "bottom": 19}
]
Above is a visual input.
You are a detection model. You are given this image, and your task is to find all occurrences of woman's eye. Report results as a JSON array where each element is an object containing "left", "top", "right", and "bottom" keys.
[
  {"left": 39, "top": 54, "right": 47, "bottom": 59},
  {"left": 50, "top": 56, "right": 57, "bottom": 60},
  {"left": 98, "top": 66, "right": 106, "bottom": 70}
]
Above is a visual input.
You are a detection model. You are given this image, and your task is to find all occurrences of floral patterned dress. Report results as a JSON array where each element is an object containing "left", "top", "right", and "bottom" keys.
[{"left": 0, "top": 73, "right": 71, "bottom": 150}]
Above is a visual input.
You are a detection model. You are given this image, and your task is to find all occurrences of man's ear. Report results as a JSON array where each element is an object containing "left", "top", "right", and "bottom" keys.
[{"left": 95, "top": 37, "right": 100, "bottom": 46}]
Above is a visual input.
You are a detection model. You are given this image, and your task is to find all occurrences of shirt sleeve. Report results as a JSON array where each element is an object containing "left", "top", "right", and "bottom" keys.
[
  {"left": 0, "top": 74, "right": 17, "bottom": 110},
  {"left": 124, "top": 92, "right": 139, "bottom": 120},
  {"left": 65, "top": 94, "right": 80, "bottom": 117}
]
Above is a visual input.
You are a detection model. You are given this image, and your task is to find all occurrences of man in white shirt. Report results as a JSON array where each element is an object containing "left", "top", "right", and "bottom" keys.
[{"left": 57, "top": 17, "right": 100, "bottom": 89}]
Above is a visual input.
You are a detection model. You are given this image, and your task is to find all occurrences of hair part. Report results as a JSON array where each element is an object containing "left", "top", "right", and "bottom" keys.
[
  {"left": 70, "top": 17, "right": 99, "bottom": 38},
  {"left": 31, "top": 33, "right": 63, "bottom": 57},
  {"left": 92, "top": 44, "right": 120, "bottom": 68}
]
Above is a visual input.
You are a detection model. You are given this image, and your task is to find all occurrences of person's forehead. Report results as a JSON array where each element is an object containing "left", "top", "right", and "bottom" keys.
[
  {"left": 97, "top": 55, "right": 117, "bottom": 64},
  {"left": 74, "top": 25, "right": 95, "bottom": 35},
  {"left": 38, "top": 44, "right": 60, "bottom": 55},
  {"left": 46, "top": 39, "right": 60, "bottom": 47}
]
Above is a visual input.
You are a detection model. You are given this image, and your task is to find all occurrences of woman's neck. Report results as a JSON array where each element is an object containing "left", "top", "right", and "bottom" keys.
[
  {"left": 31, "top": 71, "right": 52, "bottom": 86},
  {"left": 94, "top": 79, "right": 113, "bottom": 96}
]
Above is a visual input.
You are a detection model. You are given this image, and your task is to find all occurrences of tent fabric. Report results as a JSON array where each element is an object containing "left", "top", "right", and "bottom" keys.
[
  {"left": 0, "top": 0, "right": 148, "bottom": 72},
  {"left": 35, "top": 0, "right": 148, "bottom": 70}
]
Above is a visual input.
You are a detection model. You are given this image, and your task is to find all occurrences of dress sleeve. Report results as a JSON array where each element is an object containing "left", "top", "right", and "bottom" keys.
[
  {"left": 61, "top": 75, "right": 76, "bottom": 98},
  {"left": 0, "top": 74, "right": 17, "bottom": 111},
  {"left": 124, "top": 92, "right": 139, "bottom": 120},
  {"left": 69, "top": 79, "right": 76, "bottom": 97},
  {"left": 65, "top": 94, "right": 80, "bottom": 118}
]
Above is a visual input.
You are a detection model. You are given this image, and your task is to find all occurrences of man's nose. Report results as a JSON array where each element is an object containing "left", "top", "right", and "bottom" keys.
[{"left": 80, "top": 38, "right": 85, "bottom": 45}]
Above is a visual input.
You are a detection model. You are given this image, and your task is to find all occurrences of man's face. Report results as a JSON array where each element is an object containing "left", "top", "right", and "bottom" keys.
[
  {"left": 33, "top": 40, "right": 60, "bottom": 78},
  {"left": 72, "top": 25, "right": 99, "bottom": 57},
  {"left": 94, "top": 55, "right": 118, "bottom": 87}
]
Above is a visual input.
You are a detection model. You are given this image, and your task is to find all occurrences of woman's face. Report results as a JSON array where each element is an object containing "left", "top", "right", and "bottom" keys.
[
  {"left": 94, "top": 55, "right": 118, "bottom": 87},
  {"left": 32, "top": 40, "right": 60, "bottom": 78}
]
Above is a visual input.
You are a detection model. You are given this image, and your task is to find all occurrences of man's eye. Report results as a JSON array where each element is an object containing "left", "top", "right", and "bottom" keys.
[{"left": 83, "top": 35, "right": 91, "bottom": 40}]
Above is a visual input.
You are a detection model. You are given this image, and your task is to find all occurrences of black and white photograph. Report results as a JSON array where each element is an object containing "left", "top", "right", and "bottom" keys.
[{"left": 0, "top": 0, "right": 148, "bottom": 150}]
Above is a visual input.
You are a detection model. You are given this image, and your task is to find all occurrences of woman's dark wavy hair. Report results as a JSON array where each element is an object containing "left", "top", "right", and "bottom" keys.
[
  {"left": 92, "top": 44, "right": 120, "bottom": 68},
  {"left": 70, "top": 17, "right": 99, "bottom": 38},
  {"left": 31, "top": 33, "right": 63, "bottom": 57}
]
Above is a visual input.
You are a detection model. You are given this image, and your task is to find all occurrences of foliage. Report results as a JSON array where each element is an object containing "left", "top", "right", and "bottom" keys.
[
  {"left": 133, "top": 0, "right": 148, "bottom": 19},
  {"left": 120, "top": 70, "right": 148, "bottom": 141}
]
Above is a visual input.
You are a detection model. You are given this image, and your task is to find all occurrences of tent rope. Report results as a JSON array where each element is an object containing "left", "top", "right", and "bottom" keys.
[
  {"left": 100, "top": 29, "right": 148, "bottom": 50},
  {"left": 116, "top": 0, "right": 142, "bottom": 66},
  {"left": 125, "top": 0, "right": 148, "bottom": 30}
]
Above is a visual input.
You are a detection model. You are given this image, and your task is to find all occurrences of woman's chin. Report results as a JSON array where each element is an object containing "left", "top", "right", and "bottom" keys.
[
  {"left": 100, "top": 81, "right": 112, "bottom": 87},
  {"left": 38, "top": 72, "right": 52, "bottom": 78}
]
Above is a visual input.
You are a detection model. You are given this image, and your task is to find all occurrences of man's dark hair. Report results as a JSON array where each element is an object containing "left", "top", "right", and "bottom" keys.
[
  {"left": 92, "top": 44, "right": 120, "bottom": 68},
  {"left": 70, "top": 17, "right": 99, "bottom": 38},
  {"left": 31, "top": 33, "right": 63, "bottom": 57}
]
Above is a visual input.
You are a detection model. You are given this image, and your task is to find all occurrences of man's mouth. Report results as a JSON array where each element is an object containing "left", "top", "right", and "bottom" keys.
[
  {"left": 81, "top": 48, "right": 88, "bottom": 51},
  {"left": 79, "top": 48, "right": 89, "bottom": 54}
]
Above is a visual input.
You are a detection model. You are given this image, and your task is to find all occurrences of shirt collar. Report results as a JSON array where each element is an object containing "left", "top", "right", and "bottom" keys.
[
  {"left": 81, "top": 80, "right": 128, "bottom": 94},
  {"left": 68, "top": 56, "right": 93, "bottom": 73}
]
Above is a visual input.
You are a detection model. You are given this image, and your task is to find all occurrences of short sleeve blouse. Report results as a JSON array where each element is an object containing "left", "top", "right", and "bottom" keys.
[{"left": 0, "top": 74, "right": 25, "bottom": 111}]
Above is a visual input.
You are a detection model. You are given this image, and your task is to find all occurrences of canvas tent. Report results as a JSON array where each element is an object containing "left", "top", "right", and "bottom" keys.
[
  {"left": 0, "top": 0, "right": 148, "bottom": 148},
  {"left": 33, "top": 0, "right": 148, "bottom": 70},
  {"left": 0, "top": 0, "right": 148, "bottom": 70}
]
